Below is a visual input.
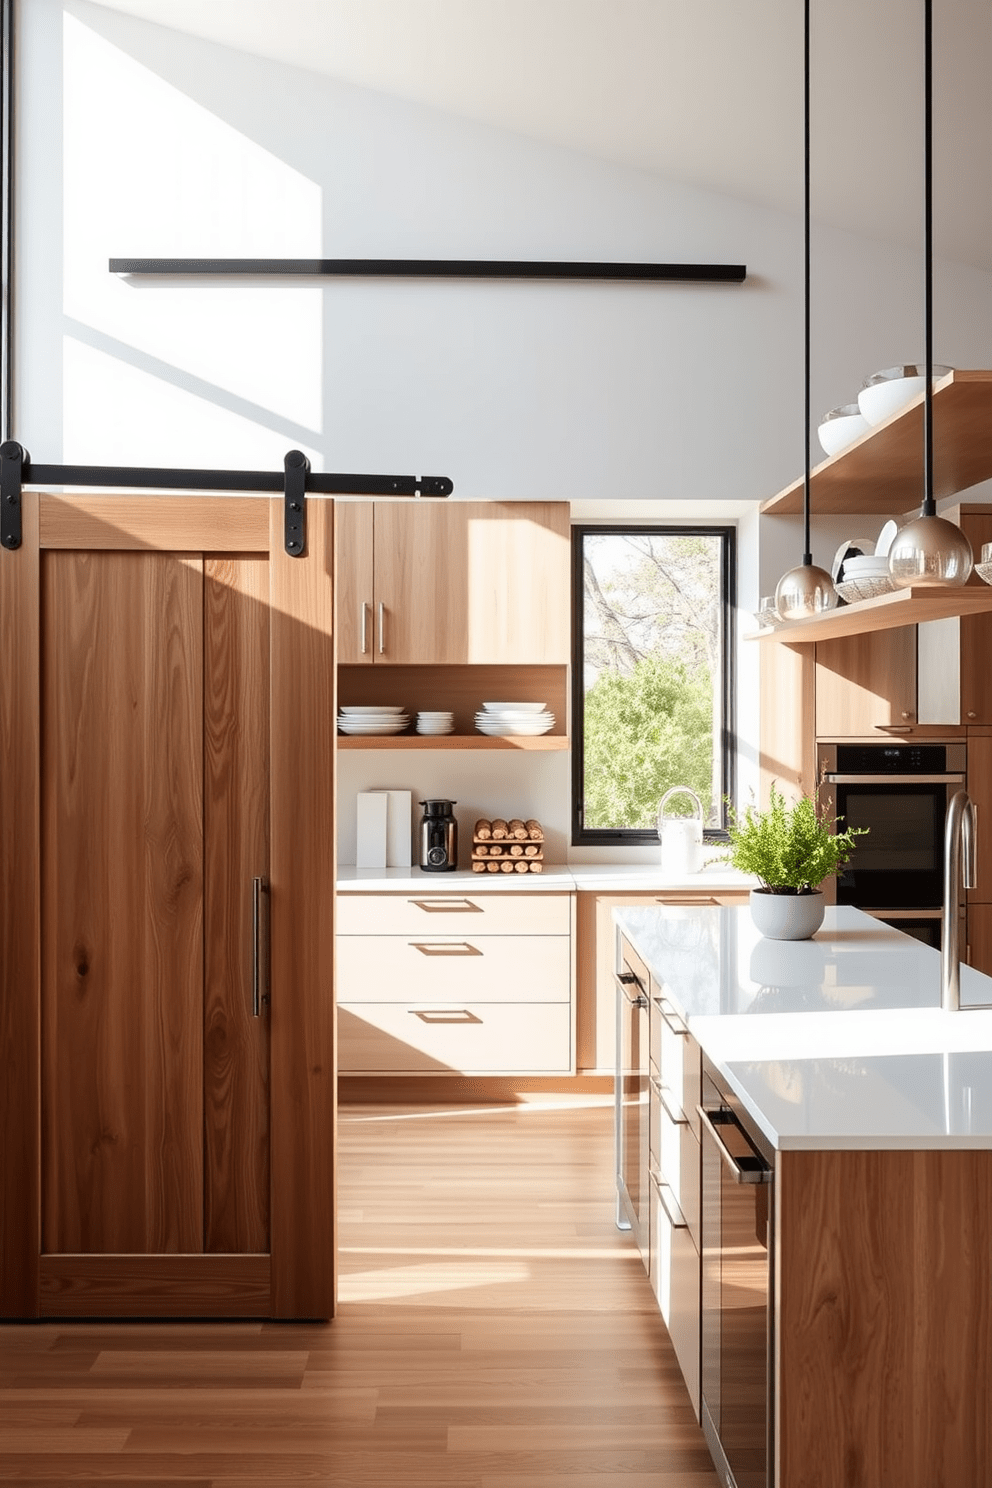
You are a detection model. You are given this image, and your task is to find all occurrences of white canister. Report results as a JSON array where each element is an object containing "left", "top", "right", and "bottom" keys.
[{"left": 657, "top": 787, "right": 704, "bottom": 876}]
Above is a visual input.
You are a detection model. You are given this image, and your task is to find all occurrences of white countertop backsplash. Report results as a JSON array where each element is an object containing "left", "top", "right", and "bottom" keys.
[{"left": 614, "top": 903, "right": 992, "bottom": 1152}]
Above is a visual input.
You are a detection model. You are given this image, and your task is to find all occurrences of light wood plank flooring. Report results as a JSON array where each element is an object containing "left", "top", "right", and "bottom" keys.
[{"left": 0, "top": 1097, "right": 719, "bottom": 1486}]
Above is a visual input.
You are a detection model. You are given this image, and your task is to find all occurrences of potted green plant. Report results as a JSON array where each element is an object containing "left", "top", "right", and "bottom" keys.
[{"left": 721, "top": 784, "right": 866, "bottom": 939}]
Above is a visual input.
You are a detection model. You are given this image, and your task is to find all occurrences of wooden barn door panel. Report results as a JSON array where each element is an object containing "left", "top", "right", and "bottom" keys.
[
  {"left": 0, "top": 494, "right": 335, "bottom": 1320},
  {"left": 203, "top": 556, "right": 270, "bottom": 1255},
  {"left": 41, "top": 551, "right": 205, "bottom": 1255}
]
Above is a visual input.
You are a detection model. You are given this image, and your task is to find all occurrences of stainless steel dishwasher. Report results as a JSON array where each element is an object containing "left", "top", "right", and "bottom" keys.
[
  {"left": 699, "top": 1058, "right": 775, "bottom": 1488},
  {"left": 614, "top": 937, "right": 650, "bottom": 1257}
]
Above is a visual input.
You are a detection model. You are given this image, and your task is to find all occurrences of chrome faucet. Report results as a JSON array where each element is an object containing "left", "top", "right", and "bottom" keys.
[{"left": 942, "top": 790, "right": 977, "bottom": 1012}]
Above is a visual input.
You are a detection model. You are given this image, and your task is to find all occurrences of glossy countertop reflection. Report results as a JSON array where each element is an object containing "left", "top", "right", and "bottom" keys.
[{"left": 614, "top": 903, "right": 992, "bottom": 1150}]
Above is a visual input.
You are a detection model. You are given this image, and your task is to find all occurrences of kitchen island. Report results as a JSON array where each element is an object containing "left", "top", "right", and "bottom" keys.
[{"left": 615, "top": 903, "right": 992, "bottom": 1488}]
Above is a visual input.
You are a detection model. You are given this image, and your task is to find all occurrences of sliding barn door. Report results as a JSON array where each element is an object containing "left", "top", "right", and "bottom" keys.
[{"left": 0, "top": 495, "right": 335, "bottom": 1319}]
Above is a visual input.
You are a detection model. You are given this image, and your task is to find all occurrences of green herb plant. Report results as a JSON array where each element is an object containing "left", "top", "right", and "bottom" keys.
[{"left": 722, "top": 784, "right": 867, "bottom": 895}]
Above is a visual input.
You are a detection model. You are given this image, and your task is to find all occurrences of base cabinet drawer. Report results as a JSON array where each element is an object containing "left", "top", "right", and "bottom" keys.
[
  {"left": 339, "top": 1001, "right": 572, "bottom": 1073},
  {"left": 653, "top": 1084, "right": 701, "bottom": 1249},
  {"left": 337, "top": 934, "right": 570, "bottom": 1003},
  {"left": 338, "top": 891, "right": 571, "bottom": 936},
  {"left": 650, "top": 1173, "right": 701, "bottom": 1420}
]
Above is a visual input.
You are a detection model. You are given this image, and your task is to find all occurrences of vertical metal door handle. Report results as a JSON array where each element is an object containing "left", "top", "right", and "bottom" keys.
[
  {"left": 252, "top": 876, "right": 269, "bottom": 1017},
  {"left": 378, "top": 601, "right": 385, "bottom": 654},
  {"left": 361, "top": 600, "right": 369, "bottom": 654}
]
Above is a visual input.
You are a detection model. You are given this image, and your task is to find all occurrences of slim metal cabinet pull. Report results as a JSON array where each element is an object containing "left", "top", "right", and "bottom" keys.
[
  {"left": 377, "top": 601, "right": 385, "bottom": 654},
  {"left": 360, "top": 600, "right": 369, "bottom": 654},
  {"left": 252, "top": 876, "right": 269, "bottom": 1017}
]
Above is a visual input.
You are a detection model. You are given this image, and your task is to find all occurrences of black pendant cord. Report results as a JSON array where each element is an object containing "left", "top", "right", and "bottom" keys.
[
  {"left": 802, "top": 0, "right": 813, "bottom": 566},
  {"left": 923, "top": 0, "right": 936, "bottom": 517}
]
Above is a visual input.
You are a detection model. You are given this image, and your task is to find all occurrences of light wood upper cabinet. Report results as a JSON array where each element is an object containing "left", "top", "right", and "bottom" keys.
[
  {"left": 336, "top": 500, "right": 570, "bottom": 665},
  {"left": 814, "top": 628, "right": 917, "bottom": 736},
  {"left": 335, "top": 501, "right": 375, "bottom": 665}
]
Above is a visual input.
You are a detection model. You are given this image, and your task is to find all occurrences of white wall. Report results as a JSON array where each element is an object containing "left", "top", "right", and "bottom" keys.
[
  {"left": 14, "top": 1, "right": 992, "bottom": 860},
  {"left": 18, "top": 1, "right": 992, "bottom": 495}
]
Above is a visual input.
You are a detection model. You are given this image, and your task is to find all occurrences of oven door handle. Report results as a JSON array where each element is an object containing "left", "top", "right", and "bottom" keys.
[
  {"left": 824, "top": 773, "right": 965, "bottom": 785},
  {"left": 698, "top": 1106, "right": 773, "bottom": 1185}
]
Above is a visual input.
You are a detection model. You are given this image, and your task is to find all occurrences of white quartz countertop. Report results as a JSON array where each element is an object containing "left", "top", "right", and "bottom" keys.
[
  {"left": 337, "top": 864, "right": 754, "bottom": 893},
  {"left": 614, "top": 903, "right": 992, "bottom": 1152}
]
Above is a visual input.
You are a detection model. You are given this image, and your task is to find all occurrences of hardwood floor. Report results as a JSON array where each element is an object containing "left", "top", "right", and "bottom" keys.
[{"left": 0, "top": 1097, "right": 719, "bottom": 1486}]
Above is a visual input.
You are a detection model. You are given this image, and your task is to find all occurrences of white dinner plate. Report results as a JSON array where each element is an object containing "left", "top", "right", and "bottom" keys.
[{"left": 339, "top": 705, "right": 406, "bottom": 715}]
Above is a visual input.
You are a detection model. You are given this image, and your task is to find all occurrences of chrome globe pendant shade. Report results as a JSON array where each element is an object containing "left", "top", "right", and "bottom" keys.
[
  {"left": 774, "top": 0, "right": 838, "bottom": 622},
  {"left": 888, "top": 0, "right": 973, "bottom": 589}
]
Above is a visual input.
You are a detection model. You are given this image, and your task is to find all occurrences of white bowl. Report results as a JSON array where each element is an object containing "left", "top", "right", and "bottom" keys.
[
  {"left": 480, "top": 701, "right": 546, "bottom": 714},
  {"left": 835, "top": 576, "right": 896, "bottom": 603},
  {"left": 818, "top": 405, "right": 870, "bottom": 458},
  {"left": 857, "top": 365, "right": 953, "bottom": 427},
  {"left": 476, "top": 719, "right": 554, "bottom": 736},
  {"left": 842, "top": 554, "right": 890, "bottom": 574}
]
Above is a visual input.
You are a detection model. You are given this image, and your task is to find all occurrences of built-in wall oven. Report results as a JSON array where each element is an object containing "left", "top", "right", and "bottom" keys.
[
  {"left": 818, "top": 741, "right": 967, "bottom": 946},
  {"left": 700, "top": 1058, "right": 774, "bottom": 1488}
]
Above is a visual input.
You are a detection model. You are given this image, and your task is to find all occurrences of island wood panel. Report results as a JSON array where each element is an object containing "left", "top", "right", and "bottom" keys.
[
  {"left": 814, "top": 626, "right": 917, "bottom": 736},
  {"left": 38, "top": 1255, "right": 271, "bottom": 1318},
  {"left": 40, "top": 551, "right": 204, "bottom": 1254},
  {"left": 333, "top": 499, "right": 374, "bottom": 664},
  {"left": 203, "top": 558, "right": 270, "bottom": 1254},
  {"left": 760, "top": 370, "right": 992, "bottom": 515},
  {"left": 0, "top": 491, "right": 41, "bottom": 1316},
  {"left": 371, "top": 501, "right": 570, "bottom": 664},
  {"left": 777, "top": 1147, "right": 992, "bottom": 1488},
  {"left": 268, "top": 497, "right": 336, "bottom": 1320},
  {"left": 39, "top": 494, "right": 270, "bottom": 551}
]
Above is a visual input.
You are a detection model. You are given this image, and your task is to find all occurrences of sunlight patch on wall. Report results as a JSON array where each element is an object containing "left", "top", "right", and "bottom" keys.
[
  {"left": 62, "top": 12, "right": 322, "bottom": 458},
  {"left": 63, "top": 337, "right": 321, "bottom": 470}
]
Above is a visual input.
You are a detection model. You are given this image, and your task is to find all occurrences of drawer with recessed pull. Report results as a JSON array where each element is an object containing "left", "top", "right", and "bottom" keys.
[
  {"left": 338, "top": 1001, "right": 572, "bottom": 1073},
  {"left": 336, "top": 933, "right": 571, "bottom": 1003},
  {"left": 337, "top": 891, "right": 571, "bottom": 937}
]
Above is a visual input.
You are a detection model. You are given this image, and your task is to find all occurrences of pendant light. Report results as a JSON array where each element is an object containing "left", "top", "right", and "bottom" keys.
[
  {"left": 888, "top": 0, "right": 972, "bottom": 587},
  {"left": 775, "top": 0, "right": 838, "bottom": 622}
]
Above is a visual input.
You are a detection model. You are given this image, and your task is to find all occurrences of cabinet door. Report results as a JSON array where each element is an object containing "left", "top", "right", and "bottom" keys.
[
  {"left": 815, "top": 629, "right": 916, "bottom": 735},
  {"left": 967, "top": 732, "right": 992, "bottom": 904},
  {"left": 335, "top": 501, "right": 374, "bottom": 664},
  {"left": 373, "top": 501, "right": 570, "bottom": 664},
  {"left": 959, "top": 511, "right": 992, "bottom": 723}
]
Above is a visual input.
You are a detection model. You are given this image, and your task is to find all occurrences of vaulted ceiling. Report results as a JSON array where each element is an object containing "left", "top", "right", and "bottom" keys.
[{"left": 88, "top": 0, "right": 992, "bottom": 269}]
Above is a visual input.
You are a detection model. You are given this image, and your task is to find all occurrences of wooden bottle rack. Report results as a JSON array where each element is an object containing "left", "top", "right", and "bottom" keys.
[{"left": 471, "top": 817, "right": 545, "bottom": 874}]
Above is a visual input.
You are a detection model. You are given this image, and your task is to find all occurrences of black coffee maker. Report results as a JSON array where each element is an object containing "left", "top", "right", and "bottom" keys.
[{"left": 419, "top": 799, "right": 458, "bottom": 872}]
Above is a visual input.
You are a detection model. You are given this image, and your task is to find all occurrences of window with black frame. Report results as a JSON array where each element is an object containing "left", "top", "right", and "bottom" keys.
[{"left": 572, "top": 525, "right": 735, "bottom": 845}]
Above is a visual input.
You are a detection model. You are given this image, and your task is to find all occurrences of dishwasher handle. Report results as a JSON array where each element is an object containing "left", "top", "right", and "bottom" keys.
[{"left": 698, "top": 1105, "right": 772, "bottom": 1185}]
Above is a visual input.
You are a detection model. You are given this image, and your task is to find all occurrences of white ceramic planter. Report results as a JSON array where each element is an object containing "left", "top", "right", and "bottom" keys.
[{"left": 750, "top": 888, "right": 825, "bottom": 941}]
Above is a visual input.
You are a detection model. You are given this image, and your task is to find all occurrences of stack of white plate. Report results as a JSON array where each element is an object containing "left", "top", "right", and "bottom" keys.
[
  {"left": 337, "top": 705, "right": 409, "bottom": 735},
  {"left": 474, "top": 701, "right": 555, "bottom": 737},
  {"left": 416, "top": 711, "right": 454, "bottom": 736}
]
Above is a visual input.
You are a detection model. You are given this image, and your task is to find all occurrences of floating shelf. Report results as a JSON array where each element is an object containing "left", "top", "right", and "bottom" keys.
[
  {"left": 337, "top": 734, "right": 568, "bottom": 750},
  {"left": 760, "top": 370, "right": 992, "bottom": 516},
  {"left": 750, "top": 584, "right": 992, "bottom": 644}
]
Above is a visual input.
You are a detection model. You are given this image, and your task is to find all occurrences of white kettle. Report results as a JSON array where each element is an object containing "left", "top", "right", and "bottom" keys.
[{"left": 657, "top": 787, "right": 704, "bottom": 876}]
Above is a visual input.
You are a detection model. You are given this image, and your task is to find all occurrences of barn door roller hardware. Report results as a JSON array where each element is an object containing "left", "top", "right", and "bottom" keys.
[
  {"left": 0, "top": 442, "right": 453, "bottom": 556},
  {"left": 1, "top": 440, "right": 22, "bottom": 549}
]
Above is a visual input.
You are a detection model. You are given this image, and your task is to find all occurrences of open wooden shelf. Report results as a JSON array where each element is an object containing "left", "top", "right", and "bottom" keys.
[
  {"left": 750, "top": 583, "right": 992, "bottom": 644},
  {"left": 760, "top": 370, "right": 992, "bottom": 516},
  {"left": 337, "top": 733, "right": 568, "bottom": 749}
]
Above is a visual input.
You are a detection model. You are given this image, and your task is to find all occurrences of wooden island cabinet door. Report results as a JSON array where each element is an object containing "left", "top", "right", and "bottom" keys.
[{"left": 0, "top": 494, "right": 335, "bottom": 1320}]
